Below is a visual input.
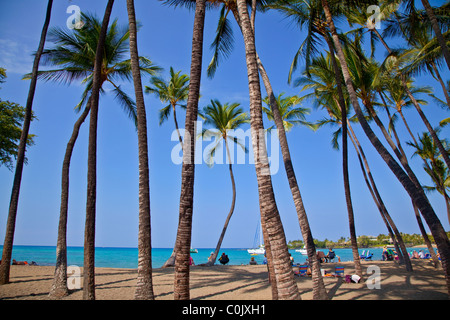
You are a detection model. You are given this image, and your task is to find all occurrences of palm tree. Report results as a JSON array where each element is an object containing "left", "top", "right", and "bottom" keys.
[
  {"left": 385, "top": 10, "right": 450, "bottom": 108},
  {"left": 367, "top": 9, "right": 450, "bottom": 173},
  {"left": 126, "top": 0, "right": 155, "bottom": 300},
  {"left": 83, "top": 0, "right": 115, "bottom": 300},
  {"left": 0, "top": 0, "right": 53, "bottom": 285},
  {"left": 236, "top": 0, "right": 300, "bottom": 300},
  {"left": 145, "top": 67, "right": 190, "bottom": 269},
  {"left": 38, "top": 12, "right": 160, "bottom": 298},
  {"left": 200, "top": 100, "right": 249, "bottom": 266},
  {"left": 145, "top": 67, "right": 189, "bottom": 148},
  {"left": 420, "top": 0, "right": 450, "bottom": 70},
  {"left": 206, "top": 0, "right": 328, "bottom": 299},
  {"left": 320, "top": 0, "right": 450, "bottom": 296},
  {"left": 409, "top": 131, "right": 450, "bottom": 226},
  {"left": 172, "top": 0, "right": 206, "bottom": 301},
  {"left": 302, "top": 53, "right": 412, "bottom": 269},
  {"left": 270, "top": 0, "right": 365, "bottom": 279},
  {"left": 262, "top": 93, "right": 313, "bottom": 132}
]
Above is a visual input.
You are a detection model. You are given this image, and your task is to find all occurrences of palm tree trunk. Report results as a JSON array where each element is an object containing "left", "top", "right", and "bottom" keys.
[
  {"left": 396, "top": 102, "right": 450, "bottom": 227},
  {"left": 173, "top": 103, "right": 184, "bottom": 148},
  {"left": 83, "top": 0, "right": 114, "bottom": 300},
  {"left": 207, "top": 139, "right": 236, "bottom": 266},
  {"left": 260, "top": 217, "right": 278, "bottom": 300},
  {"left": 173, "top": 0, "right": 205, "bottom": 300},
  {"left": 413, "top": 203, "right": 441, "bottom": 268},
  {"left": 161, "top": 104, "right": 184, "bottom": 268},
  {"left": 0, "top": 0, "right": 53, "bottom": 285},
  {"left": 49, "top": 99, "right": 91, "bottom": 298},
  {"left": 431, "top": 61, "right": 450, "bottom": 108},
  {"left": 407, "top": 87, "right": 450, "bottom": 170},
  {"left": 321, "top": 0, "right": 450, "bottom": 297},
  {"left": 126, "top": 0, "right": 154, "bottom": 300},
  {"left": 256, "top": 56, "right": 328, "bottom": 299},
  {"left": 236, "top": 0, "right": 300, "bottom": 300},
  {"left": 348, "top": 122, "right": 412, "bottom": 272},
  {"left": 323, "top": 34, "right": 362, "bottom": 278},
  {"left": 421, "top": 0, "right": 450, "bottom": 70}
]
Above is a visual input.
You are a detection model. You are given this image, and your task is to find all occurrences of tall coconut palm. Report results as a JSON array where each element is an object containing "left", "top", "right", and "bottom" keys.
[
  {"left": 205, "top": 0, "right": 328, "bottom": 299},
  {"left": 83, "top": 0, "right": 115, "bottom": 300},
  {"left": 145, "top": 66, "right": 190, "bottom": 268},
  {"left": 236, "top": 0, "right": 300, "bottom": 300},
  {"left": 37, "top": 12, "right": 160, "bottom": 298},
  {"left": 270, "top": 0, "right": 366, "bottom": 279},
  {"left": 0, "top": 0, "right": 53, "bottom": 285},
  {"left": 200, "top": 100, "right": 249, "bottom": 266},
  {"left": 172, "top": 0, "right": 206, "bottom": 300},
  {"left": 302, "top": 53, "right": 411, "bottom": 269},
  {"left": 321, "top": 0, "right": 450, "bottom": 296},
  {"left": 126, "top": 0, "right": 155, "bottom": 300},
  {"left": 368, "top": 15, "right": 450, "bottom": 173},
  {"left": 341, "top": 0, "right": 450, "bottom": 170},
  {"left": 145, "top": 67, "right": 189, "bottom": 148},
  {"left": 383, "top": 10, "right": 450, "bottom": 108},
  {"left": 409, "top": 131, "right": 450, "bottom": 226},
  {"left": 420, "top": 0, "right": 450, "bottom": 70}
]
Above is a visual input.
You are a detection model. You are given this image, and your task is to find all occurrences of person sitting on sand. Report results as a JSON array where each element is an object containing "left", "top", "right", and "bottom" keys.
[
  {"left": 418, "top": 250, "right": 425, "bottom": 259},
  {"left": 249, "top": 256, "right": 257, "bottom": 265},
  {"left": 316, "top": 250, "right": 325, "bottom": 263},
  {"left": 411, "top": 250, "right": 420, "bottom": 259},
  {"left": 189, "top": 256, "right": 195, "bottom": 266},
  {"left": 12, "top": 259, "right": 28, "bottom": 265},
  {"left": 207, "top": 252, "right": 214, "bottom": 263},
  {"left": 326, "top": 248, "right": 336, "bottom": 262},
  {"left": 289, "top": 253, "right": 294, "bottom": 266},
  {"left": 219, "top": 253, "right": 229, "bottom": 265}
]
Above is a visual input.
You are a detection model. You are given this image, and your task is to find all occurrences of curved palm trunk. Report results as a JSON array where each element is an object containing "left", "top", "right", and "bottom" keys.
[
  {"left": 256, "top": 57, "right": 328, "bottom": 299},
  {"left": 83, "top": 0, "right": 114, "bottom": 300},
  {"left": 404, "top": 82, "right": 450, "bottom": 170},
  {"left": 126, "top": 0, "right": 154, "bottom": 300},
  {"left": 396, "top": 104, "right": 450, "bottom": 227},
  {"left": 0, "top": 0, "right": 53, "bottom": 285},
  {"left": 173, "top": 0, "right": 205, "bottom": 300},
  {"left": 207, "top": 139, "right": 236, "bottom": 266},
  {"left": 236, "top": 0, "right": 300, "bottom": 300},
  {"left": 430, "top": 61, "right": 450, "bottom": 108},
  {"left": 49, "top": 100, "right": 91, "bottom": 298},
  {"left": 421, "top": 0, "right": 450, "bottom": 70},
  {"left": 413, "top": 204, "right": 441, "bottom": 268},
  {"left": 324, "top": 35, "right": 362, "bottom": 278},
  {"left": 322, "top": 0, "right": 450, "bottom": 297},
  {"left": 348, "top": 122, "right": 412, "bottom": 272}
]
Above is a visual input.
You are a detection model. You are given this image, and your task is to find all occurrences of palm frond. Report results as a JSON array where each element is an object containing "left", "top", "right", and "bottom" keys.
[{"left": 207, "top": 5, "right": 234, "bottom": 79}]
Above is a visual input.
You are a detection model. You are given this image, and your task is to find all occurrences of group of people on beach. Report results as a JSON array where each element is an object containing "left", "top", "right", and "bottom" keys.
[{"left": 409, "top": 249, "right": 438, "bottom": 260}]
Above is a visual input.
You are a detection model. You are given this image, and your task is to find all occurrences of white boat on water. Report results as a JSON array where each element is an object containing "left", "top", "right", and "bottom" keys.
[
  {"left": 247, "top": 222, "right": 265, "bottom": 255},
  {"left": 248, "top": 245, "right": 265, "bottom": 255},
  {"left": 295, "top": 246, "right": 307, "bottom": 255}
]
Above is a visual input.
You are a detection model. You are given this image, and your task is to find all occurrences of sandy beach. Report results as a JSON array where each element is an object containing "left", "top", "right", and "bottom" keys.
[{"left": 0, "top": 260, "right": 447, "bottom": 300}]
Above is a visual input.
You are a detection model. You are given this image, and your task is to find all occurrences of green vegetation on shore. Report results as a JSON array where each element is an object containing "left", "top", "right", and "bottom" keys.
[{"left": 288, "top": 232, "right": 450, "bottom": 249}]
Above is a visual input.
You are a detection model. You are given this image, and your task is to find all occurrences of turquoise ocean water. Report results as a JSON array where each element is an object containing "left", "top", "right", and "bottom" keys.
[{"left": 0, "top": 245, "right": 437, "bottom": 269}]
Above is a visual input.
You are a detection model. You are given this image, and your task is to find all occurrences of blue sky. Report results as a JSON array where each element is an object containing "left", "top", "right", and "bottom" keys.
[{"left": 0, "top": 0, "right": 448, "bottom": 249}]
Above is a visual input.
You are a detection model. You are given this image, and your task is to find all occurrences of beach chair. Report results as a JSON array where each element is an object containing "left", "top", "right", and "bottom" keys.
[
  {"left": 360, "top": 251, "right": 373, "bottom": 260},
  {"left": 334, "top": 266, "right": 344, "bottom": 277},
  {"left": 294, "top": 265, "right": 309, "bottom": 277}
]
